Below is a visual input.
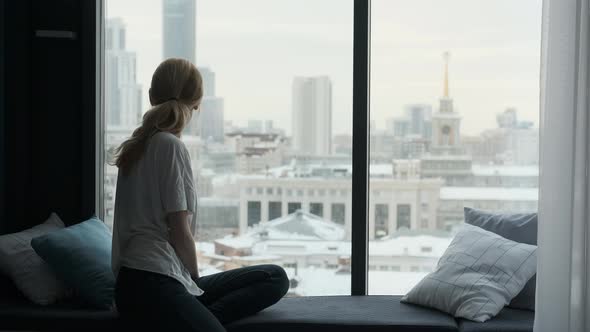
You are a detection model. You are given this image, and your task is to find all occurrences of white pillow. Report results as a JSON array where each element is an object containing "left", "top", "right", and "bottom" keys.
[
  {"left": 401, "top": 223, "right": 537, "bottom": 322},
  {"left": 0, "top": 213, "right": 70, "bottom": 305}
]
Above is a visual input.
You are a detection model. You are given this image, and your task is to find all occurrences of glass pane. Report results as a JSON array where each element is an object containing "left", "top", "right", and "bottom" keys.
[
  {"left": 105, "top": 0, "right": 353, "bottom": 296},
  {"left": 368, "top": 0, "right": 541, "bottom": 294}
]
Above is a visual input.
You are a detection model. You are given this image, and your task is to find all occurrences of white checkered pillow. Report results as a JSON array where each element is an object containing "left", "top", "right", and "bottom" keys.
[
  {"left": 401, "top": 223, "right": 537, "bottom": 322},
  {"left": 0, "top": 213, "right": 70, "bottom": 305}
]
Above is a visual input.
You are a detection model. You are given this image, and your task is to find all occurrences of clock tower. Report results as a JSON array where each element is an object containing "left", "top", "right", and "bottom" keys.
[
  {"left": 431, "top": 52, "right": 462, "bottom": 154},
  {"left": 421, "top": 52, "right": 472, "bottom": 186}
]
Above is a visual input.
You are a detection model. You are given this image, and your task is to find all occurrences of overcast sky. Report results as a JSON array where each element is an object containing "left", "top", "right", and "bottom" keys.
[{"left": 107, "top": 0, "right": 542, "bottom": 136}]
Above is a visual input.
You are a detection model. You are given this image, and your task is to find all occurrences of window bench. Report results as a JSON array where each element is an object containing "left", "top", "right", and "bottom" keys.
[{"left": 0, "top": 276, "right": 534, "bottom": 332}]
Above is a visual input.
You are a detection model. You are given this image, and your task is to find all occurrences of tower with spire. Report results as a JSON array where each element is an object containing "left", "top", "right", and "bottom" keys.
[
  {"left": 421, "top": 52, "right": 473, "bottom": 186},
  {"left": 431, "top": 52, "right": 463, "bottom": 155}
]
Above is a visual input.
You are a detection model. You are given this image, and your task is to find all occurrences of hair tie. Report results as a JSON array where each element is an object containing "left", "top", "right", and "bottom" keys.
[{"left": 165, "top": 97, "right": 178, "bottom": 102}]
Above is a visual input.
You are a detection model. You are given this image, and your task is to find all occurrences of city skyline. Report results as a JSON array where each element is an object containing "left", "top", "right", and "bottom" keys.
[
  {"left": 106, "top": 0, "right": 542, "bottom": 136},
  {"left": 103, "top": 0, "right": 542, "bottom": 298}
]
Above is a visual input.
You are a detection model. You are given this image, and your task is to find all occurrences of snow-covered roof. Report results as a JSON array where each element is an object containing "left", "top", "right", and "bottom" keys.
[
  {"left": 290, "top": 267, "right": 428, "bottom": 296},
  {"left": 259, "top": 210, "right": 346, "bottom": 241},
  {"left": 471, "top": 165, "right": 538, "bottom": 177},
  {"left": 440, "top": 187, "right": 538, "bottom": 201},
  {"left": 197, "top": 242, "right": 215, "bottom": 254},
  {"left": 215, "top": 210, "right": 346, "bottom": 250},
  {"left": 370, "top": 233, "right": 452, "bottom": 257},
  {"left": 215, "top": 236, "right": 256, "bottom": 249},
  {"left": 233, "top": 254, "right": 282, "bottom": 261},
  {"left": 214, "top": 229, "right": 452, "bottom": 259}
]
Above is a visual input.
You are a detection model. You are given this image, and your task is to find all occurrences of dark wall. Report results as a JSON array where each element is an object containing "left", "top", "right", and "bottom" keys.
[
  {"left": 0, "top": 0, "right": 5, "bottom": 234},
  {"left": 2, "top": 0, "right": 97, "bottom": 232}
]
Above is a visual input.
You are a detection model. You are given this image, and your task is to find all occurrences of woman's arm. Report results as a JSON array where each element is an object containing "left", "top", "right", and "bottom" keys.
[{"left": 167, "top": 211, "right": 199, "bottom": 279}]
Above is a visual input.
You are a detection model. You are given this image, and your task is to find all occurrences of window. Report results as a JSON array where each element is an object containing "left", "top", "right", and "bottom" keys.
[
  {"left": 421, "top": 246, "right": 432, "bottom": 253},
  {"left": 420, "top": 202, "right": 429, "bottom": 211},
  {"left": 420, "top": 218, "right": 429, "bottom": 229},
  {"left": 331, "top": 203, "right": 346, "bottom": 225},
  {"left": 288, "top": 202, "right": 302, "bottom": 214},
  {"left": 374, "top": 204, "right": 389, "bottom": 238},
  {"left": 247, "top": 201, "right": 261, "bottom": 227},
  {"left": 368, "top": 0, "right": 541, "bottom": 295},
  {"left": 310, "top": 203, "right": 324, "bottom": 217},
  {"left": 105, "top": 0, "right": 353, "bottom": 297},
  {"left": 103, "top": 0, "right": 539, "bottom": 298},
  {"left": 269, "top": 201, "right": 282, "bottom": 221},
  {"left": 396, "top": 204, "right": 411, "bottom": 229}
]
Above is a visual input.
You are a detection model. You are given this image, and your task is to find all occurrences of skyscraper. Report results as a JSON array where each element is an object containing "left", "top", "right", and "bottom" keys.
[
  {"left": 163, "top": 0, "right": 196, "bottom": 63},
  {"left": 199, "top": 66, "right": 216, "bottom": 97},
  {"left": 105, "top": 18, "right": 142, "bottom": 129},
  {"left": 387, "top": 104, "right": 432, "bottom": 139},
  {"left": 183, "top": 66, "right": 225, "bottom": 141},
  {"left": 292, "top": 76, "right": 333, "bottom": 155},
  {"left": 405, "top": 104, "right": 432, "bottom": 139},
  {"left": 199, "top": 97, "right": 225, "bottom": 142}
]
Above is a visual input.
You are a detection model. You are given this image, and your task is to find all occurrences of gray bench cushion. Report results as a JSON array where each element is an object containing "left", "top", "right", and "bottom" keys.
[
  {"left": 458, "top": 307, "right": 534, "bottom": 332},
  {"left": 227, "top": 295, "right": 459, "bottom": 332}
]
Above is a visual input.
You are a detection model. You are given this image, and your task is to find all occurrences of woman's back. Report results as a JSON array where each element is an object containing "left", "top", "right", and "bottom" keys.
[{"left": 111, "top": 131, "right": 201, "bottom": 295}]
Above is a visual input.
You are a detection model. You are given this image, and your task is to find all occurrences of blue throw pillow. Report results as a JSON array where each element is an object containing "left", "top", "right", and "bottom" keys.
[
  {"left": 464, "top": 207, "right": 537, "bottom": 311},
  {"left": 31, "top": 216, "right": 114, "bottom": 310}
]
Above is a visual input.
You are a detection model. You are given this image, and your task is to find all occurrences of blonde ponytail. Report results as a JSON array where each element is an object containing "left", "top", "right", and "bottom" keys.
[{"left": 111, "top": 58, "right": 203, "bottom": 176}]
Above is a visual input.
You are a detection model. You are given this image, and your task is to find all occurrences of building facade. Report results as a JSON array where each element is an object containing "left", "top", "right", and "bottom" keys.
[
  {"left": 105, "top": 18, "right": 142, "bottom": 129},
  {"left": 236, "top": 166, "right": 444, "bottom": 240}
]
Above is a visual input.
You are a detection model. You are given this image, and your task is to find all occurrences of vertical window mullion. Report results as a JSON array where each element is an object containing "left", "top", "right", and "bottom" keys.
[{"left": 351, "top": 0, "right": 370, "bottom": 296}]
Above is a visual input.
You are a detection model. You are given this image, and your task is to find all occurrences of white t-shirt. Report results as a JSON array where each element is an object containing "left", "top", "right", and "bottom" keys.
[{"left": 111, "top": 131, "right": 204, "bottom": 296}]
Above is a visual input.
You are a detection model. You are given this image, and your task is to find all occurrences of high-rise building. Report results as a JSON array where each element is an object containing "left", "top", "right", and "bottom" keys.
[
  {"left": 163, "top": 0, "right": 196, "bottom": 63},
  {"left": 387, "top": 105, "right": 432, "bottom": 139},
  {"left": 184, "top": 67, "right": 225, "bottom": 142},
  {"left": 405, "top": 104, "right": 432, "bottom": 139},
  {"left": 247, "top": 120, "right": 264, "bottom": 133},
  {"left": 264, "top": 120, "right": 274, "bottom": 133},
  {"left": 497, "top": 108, "right": 518, "bottom": 128},
  {"left": 292, "top": 76, "right": 333, "bottom": 155},
  {"left": 198, "top": 66, "right": 216, "bottom": 97},
  {"left": 105, "top": 18, "right": 142, "bottom": 129},
  {"left": 199, "top": 97, "right": 225, "bottom": 142}
]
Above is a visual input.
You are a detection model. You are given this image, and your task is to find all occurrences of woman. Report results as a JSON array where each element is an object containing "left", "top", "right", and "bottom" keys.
[{"left": 111, "top": 58, "right": 289, "bottom": 331}]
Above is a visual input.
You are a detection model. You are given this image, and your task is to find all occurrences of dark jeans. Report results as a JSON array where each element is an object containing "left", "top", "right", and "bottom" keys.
[{"left": 115, "top": 264, "right": 289, "bottom": 332}]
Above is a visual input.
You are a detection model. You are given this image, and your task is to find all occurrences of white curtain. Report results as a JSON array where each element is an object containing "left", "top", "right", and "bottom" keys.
[{"left": 536, "top": 0, "right": 589, "bottom": 331}]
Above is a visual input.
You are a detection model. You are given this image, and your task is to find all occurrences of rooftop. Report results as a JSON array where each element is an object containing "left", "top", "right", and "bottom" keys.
[
  {"left": 440, "top": 187, "right": 538, "bottom": 201},
  {"left": 471, "top": 165, "right": 538, "bottom": 177}
]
